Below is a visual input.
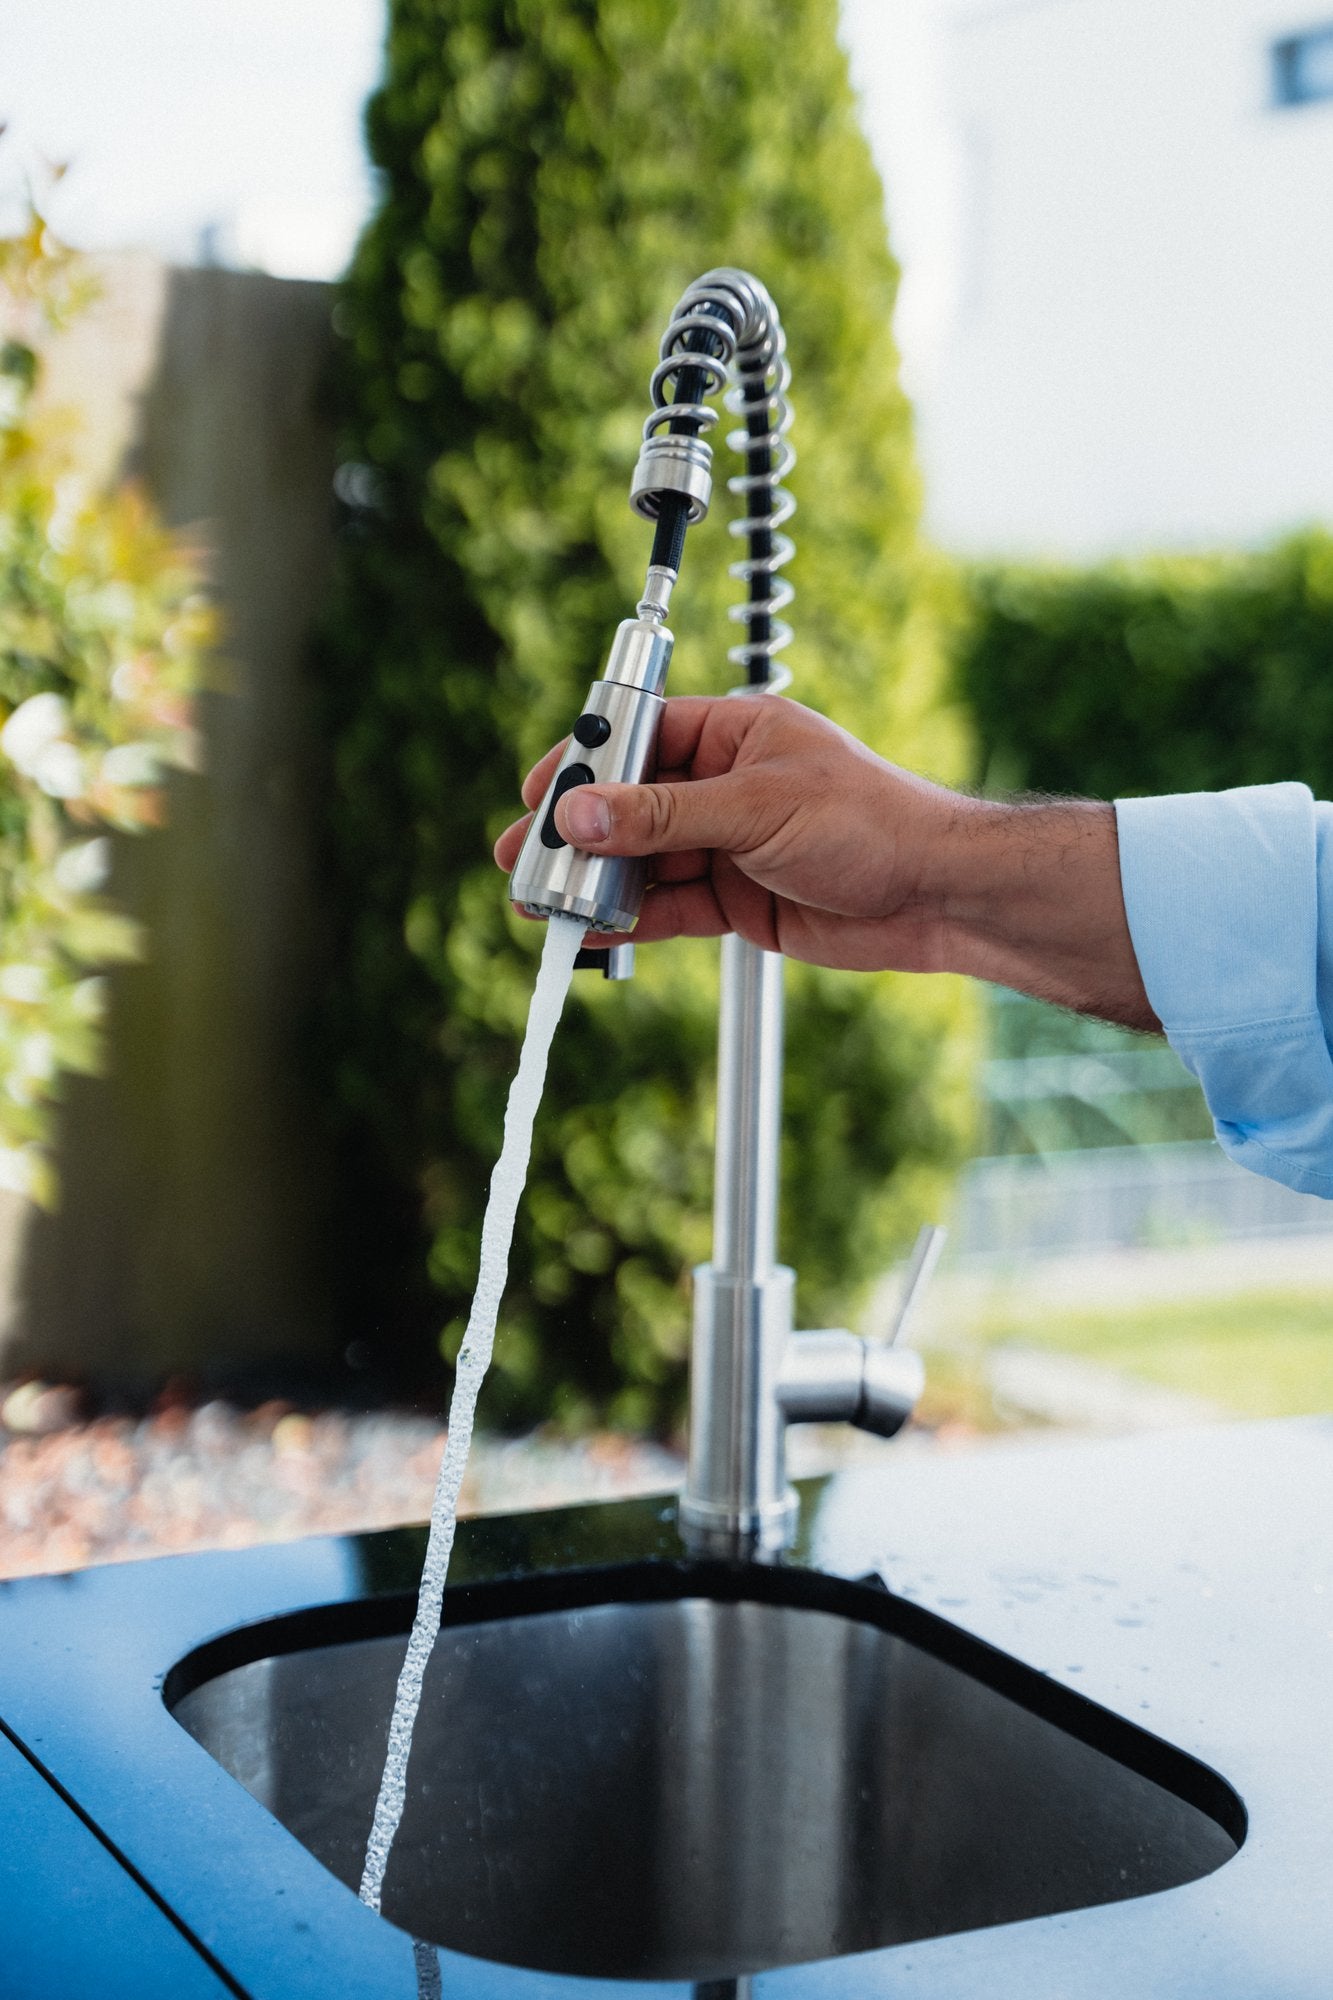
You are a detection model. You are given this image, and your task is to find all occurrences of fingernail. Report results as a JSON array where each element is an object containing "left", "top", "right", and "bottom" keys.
[{"left": 561, "top": 790, "right": 610, "bottom": 844}]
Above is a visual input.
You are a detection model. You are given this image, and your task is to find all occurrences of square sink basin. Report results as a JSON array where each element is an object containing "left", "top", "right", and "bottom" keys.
[{"left": 168, "top": 1560, "right": 1241, "bottom": 1983}]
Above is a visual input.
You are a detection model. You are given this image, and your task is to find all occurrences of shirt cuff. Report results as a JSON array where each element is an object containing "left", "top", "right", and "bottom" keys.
[
  {"left": 1115, "top": 782, "right": 1318, "bottom": 1031},
  {"left": 1116, "top": 783, "right": 1333, "bottom": 1198}
]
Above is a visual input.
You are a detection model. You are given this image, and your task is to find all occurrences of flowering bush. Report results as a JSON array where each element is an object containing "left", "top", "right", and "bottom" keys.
[{"left": 0, "top": 199, "right": 212, "bottom": 1200}]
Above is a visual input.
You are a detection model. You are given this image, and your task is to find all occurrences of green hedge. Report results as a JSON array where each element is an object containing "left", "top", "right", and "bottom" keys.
[
  {"left": 318, "top": 0, "right": 977, "bottom": 1431},
  {"left": 960, "top": 533, "right": 1333, "bottom": 801}
]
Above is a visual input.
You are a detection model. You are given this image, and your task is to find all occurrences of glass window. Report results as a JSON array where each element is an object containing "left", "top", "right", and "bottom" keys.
[{"left": 1273, "top": 23, "right": 1333, "bottom": 106}]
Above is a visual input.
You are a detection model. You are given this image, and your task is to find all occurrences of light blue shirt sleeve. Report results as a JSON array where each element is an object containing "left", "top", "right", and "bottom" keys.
[{"left": 1115, "top": 783, "right": 1333, "bottom": 1198}]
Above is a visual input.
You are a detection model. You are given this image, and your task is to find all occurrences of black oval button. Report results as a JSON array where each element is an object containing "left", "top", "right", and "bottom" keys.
[
  {"left": 573, "top": 711, "right": 612, "bottom": 748},
  {"left": 540, "top": 763, "right": 596, "bottom": 849}
]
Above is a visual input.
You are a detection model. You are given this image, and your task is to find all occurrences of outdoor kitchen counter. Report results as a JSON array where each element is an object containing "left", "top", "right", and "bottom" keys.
[{"left": 0, "top": 1417, "right": 1328, "bottom": 1998}]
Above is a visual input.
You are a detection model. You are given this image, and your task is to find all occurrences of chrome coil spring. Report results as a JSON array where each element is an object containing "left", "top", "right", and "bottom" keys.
[
  {"left": 643, "top": 283, "right": 745, "bottom": 443},
  {"left": 640, "top": 269, "right": 796, "bottom": 687}
]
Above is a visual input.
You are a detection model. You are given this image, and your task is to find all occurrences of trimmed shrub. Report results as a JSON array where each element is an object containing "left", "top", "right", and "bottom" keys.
[
  {"left": 0, "top": 202, "right": 210, "bottom": 1202},
  {"left": 319, "top": 0, "right": 977, "bottom": 1431},
  {"left": 959, "top": 534, "right": 1333, "bottom": 801}
]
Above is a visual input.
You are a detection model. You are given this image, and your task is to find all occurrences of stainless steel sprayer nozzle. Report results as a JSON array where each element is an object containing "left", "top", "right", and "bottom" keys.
[
  {"left": 508, "top": 269, "right": 796, "bottom": 940},
  {"left": 507, "top": 600, "right": 673, "bottom": 933}
]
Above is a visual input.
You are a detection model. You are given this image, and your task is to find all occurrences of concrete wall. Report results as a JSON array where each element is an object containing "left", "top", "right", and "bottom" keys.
[
  {"left": 919, "top": 0, "right": 1333, "bottom": 556},
  {"left": 0, "top": 257, "right": 340, "bottom": 1387}
]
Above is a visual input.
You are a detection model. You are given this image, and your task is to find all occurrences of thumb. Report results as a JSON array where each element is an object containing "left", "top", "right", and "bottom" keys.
[{"left": 554, "top": 773, "right": 752, "bottom": 855}]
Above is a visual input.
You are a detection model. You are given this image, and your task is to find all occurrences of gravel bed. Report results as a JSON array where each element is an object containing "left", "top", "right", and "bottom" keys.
[{"left": 0, "top": 1387, "right": 685, "bottom": 1580}]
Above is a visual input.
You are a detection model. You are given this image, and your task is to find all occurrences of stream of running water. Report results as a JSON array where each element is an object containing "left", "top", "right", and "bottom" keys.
[{"left": 359, "top": 911, "right": 586, "bottom": 1913}]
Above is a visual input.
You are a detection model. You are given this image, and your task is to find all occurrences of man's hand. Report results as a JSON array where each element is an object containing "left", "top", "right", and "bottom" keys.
[
  {"left": 493, "top": 694, "right": 1159, "bottom": 1030},
  {"left": 495, "top": 696, "right": 952, "bottom": 971}
]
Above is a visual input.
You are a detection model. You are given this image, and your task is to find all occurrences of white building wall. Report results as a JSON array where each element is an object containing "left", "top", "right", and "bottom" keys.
[{"left": 916, "top": 0, "right": 1333, "bottom": 556}]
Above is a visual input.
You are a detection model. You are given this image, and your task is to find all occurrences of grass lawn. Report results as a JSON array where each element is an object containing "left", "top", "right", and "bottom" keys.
[{"left": 956, "top": 1287, "right": 1333, "bottom": 1421}]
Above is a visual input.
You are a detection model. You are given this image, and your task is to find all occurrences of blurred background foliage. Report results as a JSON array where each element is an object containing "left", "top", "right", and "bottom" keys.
[
  {"left": 956, "top": 535, "right": 1333, "bottom": 1180},
  {"left": 318, "top": 0, "right": 977, "bottom": 1432},
  {"left": 959, "top": 533, "right": 1333, "bottom": 801},
  {"left": 0, "top": 194, "right": 211, "bottom": 1204}
]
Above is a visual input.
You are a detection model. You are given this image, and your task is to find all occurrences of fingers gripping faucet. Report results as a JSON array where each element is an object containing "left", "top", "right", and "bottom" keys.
[{"left": 509, "top": 270, "right": 942, "bottom": 1553}]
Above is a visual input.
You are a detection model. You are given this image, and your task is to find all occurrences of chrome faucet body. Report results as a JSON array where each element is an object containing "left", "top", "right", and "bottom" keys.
[
  {"left": 683, "top": 929, "right": 942, "bottom": 1553},
  {"left": 508, "top": 269, "right": 940, "bottom": 1554}
]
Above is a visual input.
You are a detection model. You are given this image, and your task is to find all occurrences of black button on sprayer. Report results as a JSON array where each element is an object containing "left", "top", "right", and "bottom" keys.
[
  {"left": 572, "top": 712, "right": 612, "bottom": 748},
  {"left": 539, "top": 763, "right": 597, "bottom": 849}
]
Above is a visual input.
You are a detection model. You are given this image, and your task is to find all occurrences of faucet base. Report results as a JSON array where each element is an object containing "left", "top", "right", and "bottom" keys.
[
  {"left": 676, "top": 1486, "right": 799, "bottom": 1558},
  {"left": 683, "top": 1260, "right": 797, "bottom": 1549}
]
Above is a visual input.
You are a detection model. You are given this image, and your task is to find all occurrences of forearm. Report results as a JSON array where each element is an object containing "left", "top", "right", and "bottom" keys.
[{"left": 923, "top": 796, "right": 1160, "bottom": 1032}]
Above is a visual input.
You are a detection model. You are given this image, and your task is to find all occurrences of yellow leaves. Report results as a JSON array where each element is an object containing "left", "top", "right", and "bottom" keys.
[
  {"left": 0, "top": 196, "right": 96, "bottom": 337},
  {"left": 57, "top": 905, "right": 143, "bottom": 964},
  {"left": 0, "top": 196, "right": 211, "bottom": 1205}
]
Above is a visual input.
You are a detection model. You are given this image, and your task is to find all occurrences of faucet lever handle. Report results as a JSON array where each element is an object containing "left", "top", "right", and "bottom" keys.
[{"left": 885, "top": 1224, "right": 947, "bottom": 1348}]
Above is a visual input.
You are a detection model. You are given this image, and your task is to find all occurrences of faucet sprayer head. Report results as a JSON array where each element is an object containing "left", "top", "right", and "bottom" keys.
[
  {"left": 507, "top": 602, "right": 673, "bottom": 936},
  {"left": 509, "top": 266, "right": 795, "bottom": 946}
]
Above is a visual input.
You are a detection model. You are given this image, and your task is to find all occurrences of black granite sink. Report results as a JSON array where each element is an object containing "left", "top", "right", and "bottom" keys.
[
  {"left": 5, "top": 1424, "right": 1316, "bottom": 2000},
  {"left": 167, "top": 1559, "right": 1241, "bottom": 1983}
]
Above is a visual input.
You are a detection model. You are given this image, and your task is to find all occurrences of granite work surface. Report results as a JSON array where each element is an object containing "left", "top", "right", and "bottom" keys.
[{"left": 0, "top": 1417, "right": 1327, "bottom": 1998}]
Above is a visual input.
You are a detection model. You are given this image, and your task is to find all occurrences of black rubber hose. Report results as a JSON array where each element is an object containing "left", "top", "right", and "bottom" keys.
[
  {"left": 649, "top": 493, "right": 689, "bottom": 575},
  {"left": 647, "top": 302, "right": 732, "bottom": 579},
  {"left": 741, "top": 373, "right": 774, "bottom": 685}
]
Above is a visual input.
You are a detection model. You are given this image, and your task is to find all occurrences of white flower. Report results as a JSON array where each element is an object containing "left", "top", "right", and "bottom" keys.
[
  {"left": 46, "top": 475, "right": 85, "bottom": 555},
  {"left": 54, "top": 838, "right": 111, "bottom": 895},
  {"left": 100, "top": 742, "right": 160, "bottom": 787},
  {"left": 15, "top": 1032, "right": 55, "bottom": 1084},
  {"left": 0, "top": 1146, "right": 40, "bottom": 1199},
  {"left": 0, "top": 964, "right": 47, "bottom": 1005},
  {"left": 2, "top": 693, "right": 69, "bottom": 776},
  {"left": 70, "top": 977, "right": 106, "bottom": 1022},
  {"left": 30, "top": 741, "right": 85, "bottom": 800},
  {"left": 84, "top": 581, "right": 135, "bottom": 629}
]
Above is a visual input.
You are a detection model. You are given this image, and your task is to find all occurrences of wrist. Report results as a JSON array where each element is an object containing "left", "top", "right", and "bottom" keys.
[{"left": 921, "top": 795, "right": 1160, "bottom": 1031}]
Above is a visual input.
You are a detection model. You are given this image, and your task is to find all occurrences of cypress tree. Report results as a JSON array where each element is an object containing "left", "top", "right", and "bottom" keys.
[{"left": 320, "top": 0, "right": 976, "bottom": 1429}]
